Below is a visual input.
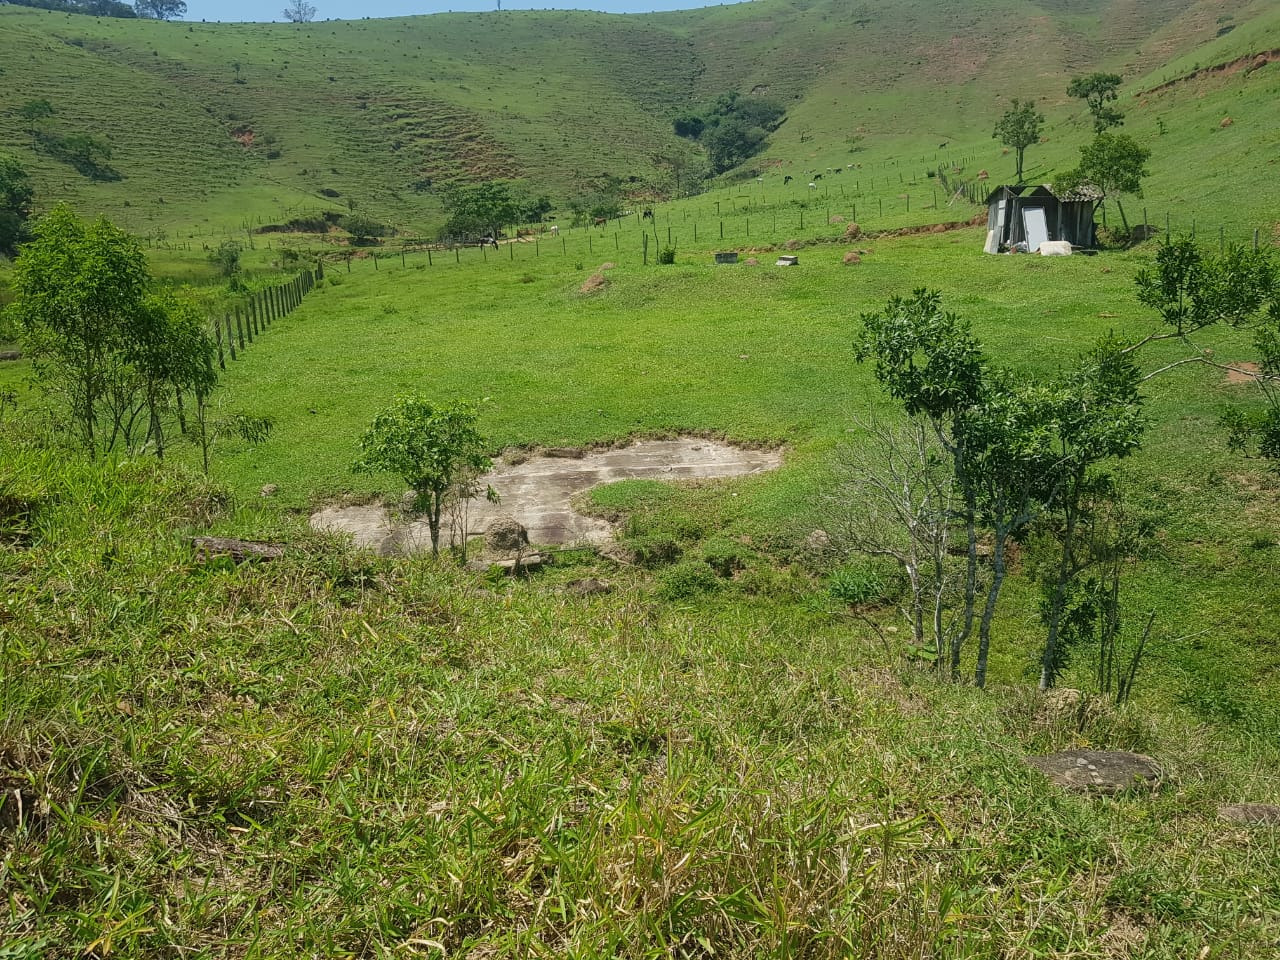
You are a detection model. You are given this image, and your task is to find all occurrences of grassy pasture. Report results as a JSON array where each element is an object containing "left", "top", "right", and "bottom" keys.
[{"left": 5, "top": 3, "right": 1280, "bottom": 955}]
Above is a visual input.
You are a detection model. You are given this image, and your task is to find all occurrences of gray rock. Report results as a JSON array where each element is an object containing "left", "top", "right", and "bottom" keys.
[
  {"left": 469, "top": 553, "right": 544, "bottom": 575},
  {"left": 598, "top": 540, "right": 636, "bottom": 566},
  {"left": 1218, "top": 803, "right": 1280, "bottom": 825},
  {"left": 567, "top": 577, "right": 613, "bottom": 596},
  {"left": 1025, "top": 750, "right": 1162, "bottom": 796},
  {"left": 803, "top": 528, "right": 832, "bottom": 554},
  {"left": 485, "top": 515, "right": 529, "bottom": 554},
  {"left": 259, "top": 484, "right": 279, "bottom": 498}
]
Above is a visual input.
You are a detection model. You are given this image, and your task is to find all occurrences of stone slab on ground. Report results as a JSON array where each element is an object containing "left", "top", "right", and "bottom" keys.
[
  {"left": 1025, "top": 750, "right": 1162, "bottom": 795},
  {"left": 310, "top": 438, "right": 782, "bottom": 552},
  {"left": 1218, "top": 803, "right": 1280, "bottom": 825}
]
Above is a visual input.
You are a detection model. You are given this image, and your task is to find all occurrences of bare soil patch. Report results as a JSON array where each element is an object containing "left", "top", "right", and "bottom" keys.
[{"left": 1224, "top": 361, "right": 1261, "bottom": 385}]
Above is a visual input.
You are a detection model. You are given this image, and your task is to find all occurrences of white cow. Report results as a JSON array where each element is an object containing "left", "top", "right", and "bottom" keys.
[{"left": 548, "top": 225, "right": 559, "bottom": 235}]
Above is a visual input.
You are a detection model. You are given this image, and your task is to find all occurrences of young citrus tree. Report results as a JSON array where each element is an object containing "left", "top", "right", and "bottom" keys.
[{"left": 353, "top": 397, "right": 494, "bottom": 556}]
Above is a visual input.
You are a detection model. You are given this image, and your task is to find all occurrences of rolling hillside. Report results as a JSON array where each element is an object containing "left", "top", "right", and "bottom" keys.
[{"left": 0, "top": 0, "right": 1277, "bottom": 237}]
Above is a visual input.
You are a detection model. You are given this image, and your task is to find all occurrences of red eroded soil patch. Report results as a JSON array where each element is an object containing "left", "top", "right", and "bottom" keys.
[
  {"left": 1224, "top": 362, "right": 1262, "bottom": 385},
  {"left": 1142, "top": 49, "right": 1280, "bottom": 95}
]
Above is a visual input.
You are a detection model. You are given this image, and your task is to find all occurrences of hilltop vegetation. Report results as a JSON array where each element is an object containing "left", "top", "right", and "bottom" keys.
[{"left": 0, "top": 0, "right": 1277, "bottom": 237}]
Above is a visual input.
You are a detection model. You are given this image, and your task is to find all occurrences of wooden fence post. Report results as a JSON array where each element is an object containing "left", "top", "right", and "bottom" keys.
[
  {"left": 236, "top": 309, "right": 246, "bottom": 348},
  {"left": 226, "top": 315, "right": 236, "bottom": 360},
  {"left": 215, "top": 320, "right": 225, "bottom": 369}
]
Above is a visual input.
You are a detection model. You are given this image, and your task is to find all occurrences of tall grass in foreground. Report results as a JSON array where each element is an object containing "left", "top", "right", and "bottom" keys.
[{"left": 3, "top": 434, "right": 1279, "bottom": 957}]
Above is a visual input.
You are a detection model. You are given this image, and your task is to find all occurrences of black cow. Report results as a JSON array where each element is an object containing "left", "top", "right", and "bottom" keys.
[
  {"left": 479, "top": 236, "right": 499, "bottom": 250},
  {"left": 783, "top": 175, "right": 793, "bottom": 185},
  {"left": 641, "top": 208, "right": 654, "bottom": 221}
]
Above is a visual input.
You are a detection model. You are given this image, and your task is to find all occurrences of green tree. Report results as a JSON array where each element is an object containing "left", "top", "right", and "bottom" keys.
[
  {"left": 9, "top": 206, "right": 217, "bottom": 458},
  {"left": 442, "top": 182, "right": 519, "bottom": 240},
  {"left": 856, "top": 289, "right": 987, "bottom": 680},
  {"left": 1033, "top": 336, "right": 1146, "bottom": 690},
  {"left": 209, "top": 239, "right": 243, "bottom": 279},
  {"left": 1067, "top": 73, "right": 1124, "bottom": 132},
  {"left": 993, "top": 99, "right": 1044, "bottom": 184},
  {"left": 339, "top": 213, "right": 388, "bottom": 245},
  {"left": 17, "top": 99, "right": 54, "bottom": 141},
  {"left": 0, "top": 155, "right": 35, "bottom": 259},
  {"left": 134, "top": 0, "right": 185, "bottom": 18},
  {"left": 1134, "top": 236, "right": 1280, "bottom": 462},
  {"left": 353, "top": 397, "right": 494, "bottom": 557},
  {"left": 282, "top": 0, "right": 315, "bottom": 21},
  {"left": 52, "top": 133, "right": 116, "bottom": 181},
  {"left": 1060, "top": 132, "right": 1151, "bottom": 235}
]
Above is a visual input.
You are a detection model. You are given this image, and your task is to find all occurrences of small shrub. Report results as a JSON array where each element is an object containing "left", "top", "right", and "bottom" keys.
[
  {"left": 626, "top": 533, "right": 682, "bottom": 567},
  {"left": 657, "top": 246, "right": 676, "bottom": 265},
  {"left": 657, "top": 559, "right": 720, "bottom": 599},
  {"left": 828, "top": 559, "right": 891, "bottom": 606},
  {"left": 701, "top": 536, "right": 751, "bottom": 578}
]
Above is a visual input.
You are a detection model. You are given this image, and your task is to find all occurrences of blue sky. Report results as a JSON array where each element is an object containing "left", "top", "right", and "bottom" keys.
[{"left": 183, "top": 0, "right": 754, "bottom": 24}]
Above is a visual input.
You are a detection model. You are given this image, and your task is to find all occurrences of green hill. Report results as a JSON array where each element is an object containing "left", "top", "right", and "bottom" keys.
[{"left": 1, "top": 0, "right": 1278, "bottom": 238}]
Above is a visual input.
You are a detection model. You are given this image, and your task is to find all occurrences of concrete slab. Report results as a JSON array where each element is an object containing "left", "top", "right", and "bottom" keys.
[{"left": 310, "top": 438, "right": 781, "bottom": 552}]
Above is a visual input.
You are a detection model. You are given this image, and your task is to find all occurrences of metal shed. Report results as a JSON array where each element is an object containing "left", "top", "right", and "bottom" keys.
[{"left": 983, "top": 185, "right": 1098, "bottom": 253}]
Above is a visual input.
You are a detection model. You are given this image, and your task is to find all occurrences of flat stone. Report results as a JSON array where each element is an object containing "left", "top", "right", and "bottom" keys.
[
  {"left": 310, "top": 438, "right": 781, "bottom": 552},
  {"left": 467, "top": 553, "right": 544, "bottom": 575},
  {"left": 566, "top": 577, "right": 613, "bottom": 596},
  {"left": 1218, "top": 803, "right": 1280, "bottom": 825},
  {"left": 1026, "top": 750, "right": 1162, "bottom": 796}
]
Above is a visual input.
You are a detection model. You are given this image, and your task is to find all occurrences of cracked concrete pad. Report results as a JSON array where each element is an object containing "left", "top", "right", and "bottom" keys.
[
  {"left": 1026, "top": 750, "right": 1162, "bottom": 796},
  {"left": 310, "top": 438, "right": 781, "bottom": 552}
]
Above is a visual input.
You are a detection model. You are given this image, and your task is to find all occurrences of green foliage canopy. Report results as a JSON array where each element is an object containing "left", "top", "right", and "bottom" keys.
[
  {"left": 353, "top": 396, "right": 493, "bottom": 555},
  {"left": 1067, "top": 73, "right": 1124, "bottom": 132},
  {"left": 0, "top": 154, "right": 35, "bottom": 258},
  {"left": 9, "top": 205, "right": 217, "bottom": 457},
  {"left": 992, "top": 99, "right": 1044, "bottom": 183}
]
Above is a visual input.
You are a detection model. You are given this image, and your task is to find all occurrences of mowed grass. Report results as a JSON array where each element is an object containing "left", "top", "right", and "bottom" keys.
[
  {"left": 2, "top": 444, "right": 1279, "bottom": 957},
  {"left": 193, "top": 230, "right": 1150, "bottom": 500}
]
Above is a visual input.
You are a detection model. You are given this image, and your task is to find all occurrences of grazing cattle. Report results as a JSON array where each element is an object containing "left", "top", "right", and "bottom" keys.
[
  {"left": 548, "top": 224, "right": 559, "bottom": 235},
  {"left": 479, "top": 236, "right": 499, "bottom": 250},
  {"left": 813, "top": 173, "right": 823, "bottom": 181},
  {"left": 641, "top": 208, "right": 654, "bottom": 221},
  {"left": 808, "top": 182, "right": 817, "bottom": 190},
  {"left": 783, "top": 175, "right": 793, "bottom": 185},
  {"left": 592, "top": 217, "right": 608, "bottom": 227}
]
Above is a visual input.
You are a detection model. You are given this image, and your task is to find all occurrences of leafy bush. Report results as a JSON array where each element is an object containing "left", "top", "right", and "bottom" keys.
[
  {"left": 657, "top": 246, "right": 676, "bottom": 265},
  {"left": 700, "top": 536, "right": 751, "bottom": 578},
  {"left": 828, "top": 560, "right": 892, "bottom": 606},
  {"left": 657, "top": 559, "right": 720, "bottom": 599}
]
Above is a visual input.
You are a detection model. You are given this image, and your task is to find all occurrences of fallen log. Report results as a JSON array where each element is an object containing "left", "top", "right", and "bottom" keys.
[
  {"left": 0, "top": 350, "right": 23, "bottom": 362},
  {"left": 191, "top": 536, "right": 286, "bottom": 563}
]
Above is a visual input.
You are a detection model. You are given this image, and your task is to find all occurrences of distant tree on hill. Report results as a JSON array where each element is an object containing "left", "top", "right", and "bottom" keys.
[
  {"left": 671, "top": 92, "right": 785, "bottom": 175},
  {"left": 47, "top": 133, "right": 118, "bottom": 182},
  {"left": 993, "top": 99, "right": 1044, "bottom": 184},
  {"left": 339, "top": 213, "right": 389, "bottom": 244},
  {"left": 6, "top": 0, "right": 136, "bottom": 15},
  {"left": 18, "top": 99, "right": 55, "bottom": 142},
  {"left": 134, "top": 0, "right": 185, "bottom": 17},
  {"left": 0, "top": 155, "right": 35, "bottom": 259},
  {"left": 1068, "top": 73, "right": 1124, "bottom": 133},
  {"left": 442, "top": 182, "right": 519, "bottom": 240},
  {"left": 282, "top": 0, "right": 315, "bottom": 22}
]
